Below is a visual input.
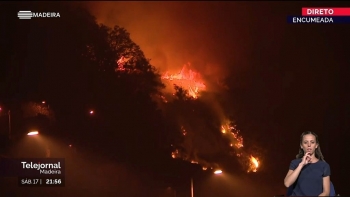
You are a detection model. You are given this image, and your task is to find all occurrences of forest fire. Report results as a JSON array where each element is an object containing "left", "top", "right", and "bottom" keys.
[
  {"left": 171, "top": 120, "right": 261, "bottom": 173},
  {"left": 221, "top": 121, "right": 260, "bottom": 172},
  {"left": 221, "top": 124, "right": 243, "bottom": 149},
  {"left": 161, "top": 63, "right": 206, "bottom": 98},
  {"left": 115, "top": 56, "right": 132, "bottom": 71},
  {"left": 156, "top": 62, "right": 261, "bottom": 173},
  {"left": 249, "top": 155, "right": 259, "bottom": 172}
]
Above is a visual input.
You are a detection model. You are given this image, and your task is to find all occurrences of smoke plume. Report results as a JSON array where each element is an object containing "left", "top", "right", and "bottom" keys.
[
  {"left": 82, "top": 2, "right": 260, "bottom": 80},
  {"left": 83, "top": 1, "right": 263, "bottom": 173}
]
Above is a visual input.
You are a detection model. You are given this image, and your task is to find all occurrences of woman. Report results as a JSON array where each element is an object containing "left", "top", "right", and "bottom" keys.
[{"left": 284, "top": 131, "right": 331, "bottom": 196}]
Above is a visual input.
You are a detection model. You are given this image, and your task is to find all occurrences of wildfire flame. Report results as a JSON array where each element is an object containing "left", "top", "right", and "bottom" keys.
[
  {"left": 171, "top": 120, "right": 261, "bottom": 173},
  {"left": 171, "top": 149, "right": 179, "bottom": 158},
  {"left": 221, "top": 121, "right": 260, "bottom": 172},
  {"left": 162, "top": 63, "right": 261, "bottom": 173},
  {"left": 115, "top": 56, "right": 135, "bottom": 72},
  {"left": 113, "top": 55, "right": 262, "bottom": 173},
  {"left": 221, "top": 122, "right": 243, "bottom": 149},
  {"left": 115, "top": 56, "right": 127, "bottom": 71},
  {"left": 248, "top": 155, "right": 259, "bottom": 173},
  {"left": 161, "top": 63, "right": 206, "bottom": 98}
]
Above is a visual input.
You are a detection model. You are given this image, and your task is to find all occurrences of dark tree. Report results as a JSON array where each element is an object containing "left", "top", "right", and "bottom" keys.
[{"left": 0, "top": 2, "right": 166, "bottom": 164}]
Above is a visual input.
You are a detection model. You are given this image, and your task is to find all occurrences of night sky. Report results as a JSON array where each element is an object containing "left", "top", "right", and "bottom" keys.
[{"left": 1, "top": 1, "right": 350, "bottom": 196}]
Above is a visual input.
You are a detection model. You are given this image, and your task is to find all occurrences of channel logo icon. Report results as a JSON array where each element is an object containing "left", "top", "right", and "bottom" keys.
[{"left": 18, "top": 11, "right": 32, "bottom": 19}]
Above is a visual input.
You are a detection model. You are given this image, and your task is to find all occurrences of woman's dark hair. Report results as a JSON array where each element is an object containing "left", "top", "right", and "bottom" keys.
[{"left": 296, "top": 131, "right": 325, "bottom": 161}]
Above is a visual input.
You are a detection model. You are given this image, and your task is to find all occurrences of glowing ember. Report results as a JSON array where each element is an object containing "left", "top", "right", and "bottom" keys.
[
  {"left": 160, "top": 95, "right": 168, "bottom": 103},
  {"left": 161, "top": 63, "right": 206, "bottom": 98},
  {"left": 181, "top": 126, "right": 187, "bottom": 136},
  {"left": 115, "top": 56, "right": 132, "bottom": 72},
  {"left": 116, "top": 56, "right": 127, "bottom": 71},
  {"left": 171, "top": 149, "right": 180, "bottom": 159},
  {"left": 221, "top": 126, "right": 226, "bottom": 133},
  {"left": 221, "top": 123, "right": 243, "bottom": 149},
  {"left": 248, "top": 155, "right": 259, "bottom": 173}
]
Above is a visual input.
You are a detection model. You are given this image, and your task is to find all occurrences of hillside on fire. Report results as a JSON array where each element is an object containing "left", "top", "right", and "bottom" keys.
[
  {"left": 17, "top": 1, "right": 349, "bottom": 197},
  {"left": 0, "top": 1, "right": 262, "bottom": 175},
  {"left": 3, "top": 1, "right": 347, "bottom": 196}
]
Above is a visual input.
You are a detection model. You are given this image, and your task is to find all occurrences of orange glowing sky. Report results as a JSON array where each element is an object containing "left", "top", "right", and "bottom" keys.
[
  {"left": 81, "top": 2, "right": 278, "bottom": 171},
  {"left": 83, "top": 2, "right": 280, "bottom": 84}
]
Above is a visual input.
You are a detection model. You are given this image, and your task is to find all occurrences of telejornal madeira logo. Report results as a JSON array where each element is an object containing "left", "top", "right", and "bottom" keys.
[
  {"left": 21, "top": 161, "right": 62, "bottom": 174},
  {"left": 18, "top": 11, "right": 61, "bottom": 19}
]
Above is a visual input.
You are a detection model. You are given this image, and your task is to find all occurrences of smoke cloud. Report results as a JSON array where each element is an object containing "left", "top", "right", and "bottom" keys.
[{"left": 83, "top": 2, "right": 262, "bottom": 81}]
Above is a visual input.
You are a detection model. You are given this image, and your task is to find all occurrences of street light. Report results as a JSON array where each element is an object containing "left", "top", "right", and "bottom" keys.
[
  {"left": 214, "top": 170, "right": 222, "bottom": 174},
  {"left": 25, "top": 130, "right": 51, "bottom": 158},
  {"left": 191, "top": 169, "right": 223, "bottom": 197},
  {"left": 27, "top": 131, "right": 39, "bottom": 136},
  {"left": 41, "top": 100, "right": 50, "bottom": 109}
]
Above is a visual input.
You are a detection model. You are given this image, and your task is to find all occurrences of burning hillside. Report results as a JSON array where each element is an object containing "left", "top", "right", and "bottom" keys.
[
  {"left": 114, "top": 54, "right": 261, "bottom": 173},
  {"left": 161, "top": 63, "right": 205, "bottom": 99},
  {"left": 159, "top": 64, "right": 260, "bottom": 173},
  {"left": 170, "top": 119, "right": 260, "bottom": 173}
]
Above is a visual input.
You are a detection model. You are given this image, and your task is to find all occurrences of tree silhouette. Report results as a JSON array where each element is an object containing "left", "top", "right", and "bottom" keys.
[{"left": 0, "top": 2, "right": 166, "bottom": 163}]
